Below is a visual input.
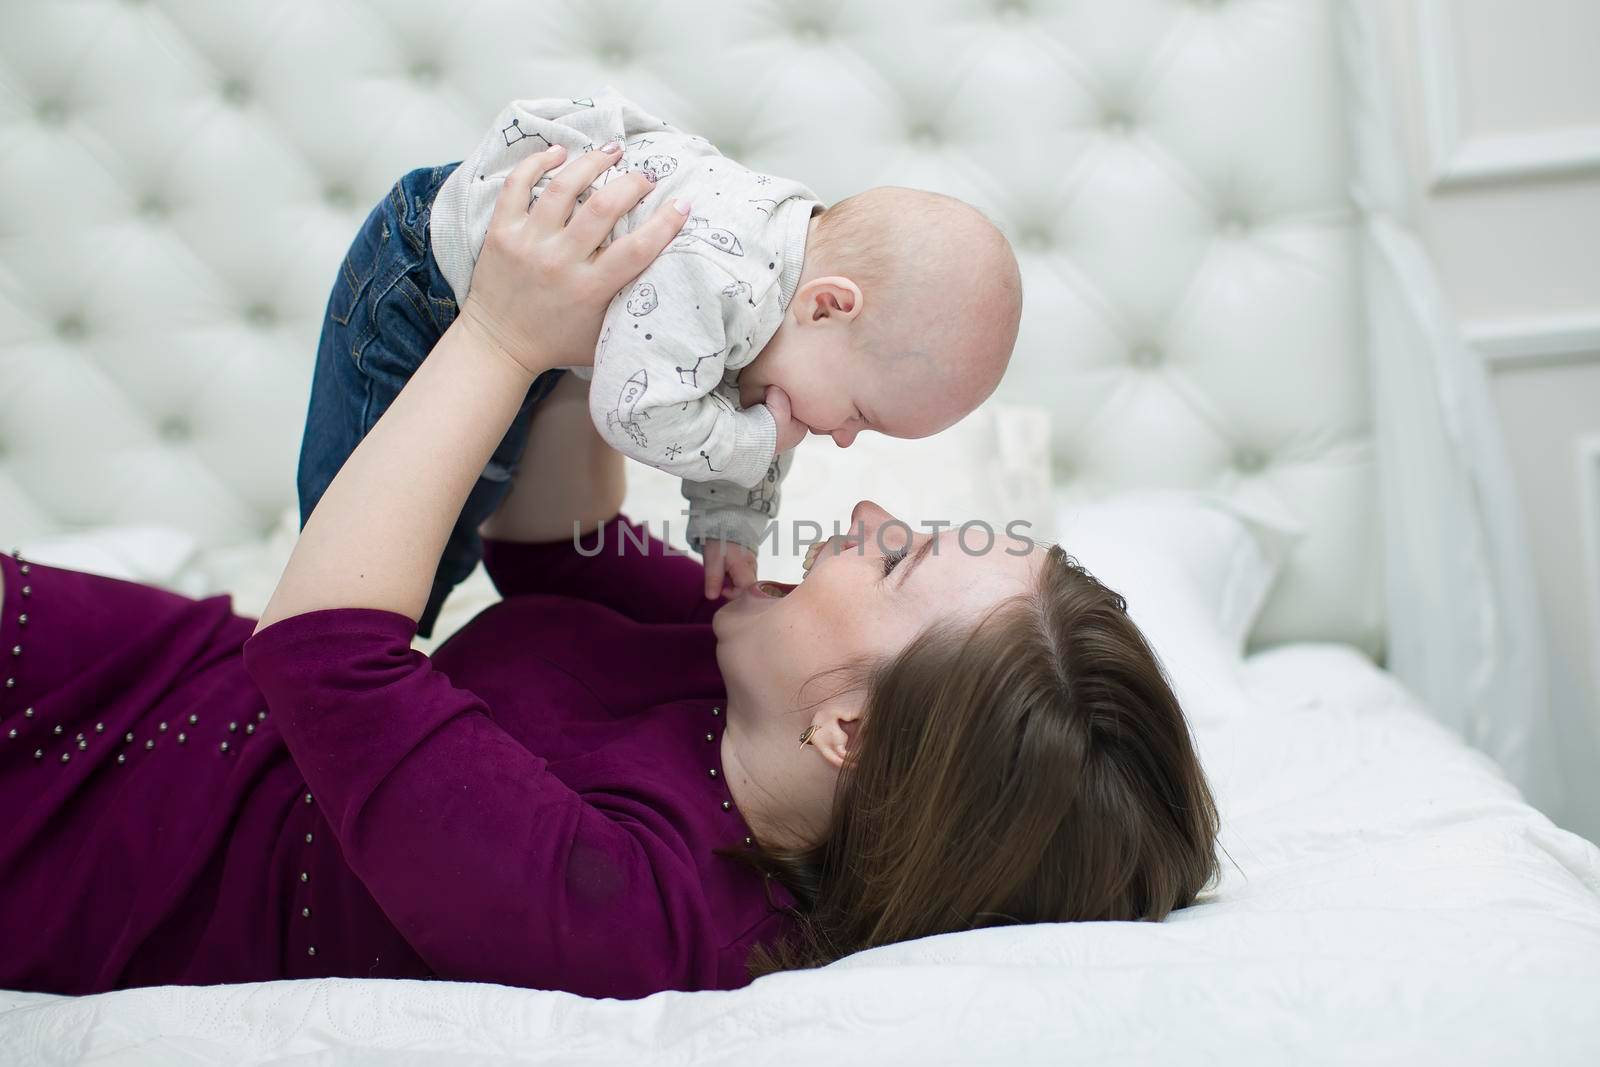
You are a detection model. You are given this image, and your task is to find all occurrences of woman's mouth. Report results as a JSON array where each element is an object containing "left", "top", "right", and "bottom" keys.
[{"left": 750, "top": 535, "right": 863, "bottom": 599}]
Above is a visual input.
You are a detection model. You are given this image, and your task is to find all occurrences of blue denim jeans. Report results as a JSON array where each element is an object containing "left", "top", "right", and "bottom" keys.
[{"left": 298, "top": 163, "right": 565, "bottom": 637}]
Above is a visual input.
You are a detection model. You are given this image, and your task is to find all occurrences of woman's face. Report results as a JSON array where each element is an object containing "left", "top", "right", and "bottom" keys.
[{"left": 712, "top": 501, "right": 1044, "bottom": 715}]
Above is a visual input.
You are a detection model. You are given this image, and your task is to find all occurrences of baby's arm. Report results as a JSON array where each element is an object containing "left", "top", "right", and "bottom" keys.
[
  {"left": 587, "top": 254, "right": 778, "bottom": 490},
  {"left": 682, "top": 449, "right": 797, "bottom": 596}
]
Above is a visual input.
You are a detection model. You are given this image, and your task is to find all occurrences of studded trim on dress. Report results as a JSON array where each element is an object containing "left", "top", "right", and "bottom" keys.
[
  {"left": 706, "top": 704, "right": 756, "bottom": 851},
  {"left": 2, "top": 550, "right": 283, "bottom": 773}
]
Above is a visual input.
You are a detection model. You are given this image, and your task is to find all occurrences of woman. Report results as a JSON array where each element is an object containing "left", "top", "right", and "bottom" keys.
[{"left": 0, "top": 146, "right": 1220, "bottom": 998}]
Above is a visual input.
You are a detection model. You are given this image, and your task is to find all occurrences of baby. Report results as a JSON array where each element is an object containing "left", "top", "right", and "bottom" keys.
[
  {"left": 298, "top": 87, "right": 1021, "bottom": 633},
  {"left": 436, "top": 88, "right": 1023, "bottom": 595}
]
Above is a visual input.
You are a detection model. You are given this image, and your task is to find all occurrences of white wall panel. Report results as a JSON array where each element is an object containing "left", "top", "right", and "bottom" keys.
[{"left": 1381, "top": 0, "right": 1600, "bottom": 841}]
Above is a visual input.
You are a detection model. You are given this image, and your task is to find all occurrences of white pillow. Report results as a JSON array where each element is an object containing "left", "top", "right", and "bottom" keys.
[
  {"left": 16, "top": 525, "right": 199, "bottom": 588},
  {"left": 1055, "top": 490, "right": 1301, "bottom": 724}
]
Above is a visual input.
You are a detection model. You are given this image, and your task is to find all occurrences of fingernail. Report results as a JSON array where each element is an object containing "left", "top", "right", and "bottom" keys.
[
  {"left": 673, "top": 198, "right": 692, "bottom": 215},
  {"left": 600, "top": 140, "right": 621, "bottom": 153},
  {"left": 548, "top": 143, "right": 566, "bottom": 155}
]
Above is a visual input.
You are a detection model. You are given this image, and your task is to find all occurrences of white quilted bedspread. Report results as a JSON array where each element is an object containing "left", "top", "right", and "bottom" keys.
[{"left": 3, "top": 645, "right": 1597, "bottom": 1066}]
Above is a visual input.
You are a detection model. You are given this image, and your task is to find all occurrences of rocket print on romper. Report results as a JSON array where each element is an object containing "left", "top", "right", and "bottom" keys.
[
  {"left": 607, "top": 370, "right": 651, "bottom": 448},
  {"left": 674, "top": 216, "right": 745, "bottom": 256}
]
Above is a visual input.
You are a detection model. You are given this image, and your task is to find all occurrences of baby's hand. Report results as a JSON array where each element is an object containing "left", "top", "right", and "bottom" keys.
[
  {"left": 763, "top": 385, "right": 809, "bottom": 454},
  {"left": 702, "top": 539, "right": 758, "bottom": 599}
]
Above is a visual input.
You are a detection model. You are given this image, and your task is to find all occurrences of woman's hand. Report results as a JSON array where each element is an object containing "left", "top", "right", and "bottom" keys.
[
  {"left": 459, "top": 141, "right": 694, "bottom": 374},
  {"left": 255, "top": 144, "right": 689, "bottom": 632}
]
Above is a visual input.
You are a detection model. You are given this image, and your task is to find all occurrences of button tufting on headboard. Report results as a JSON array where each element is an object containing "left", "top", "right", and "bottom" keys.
[
  {"left": 1130, "top": 343, "right": 1162, "bottom": 368},
  {"left": 1102, "top": 111, "right": 1136, "bottom": 136},
  {"left": 159, "top": 417, "right": 191, "bottom": 444}
]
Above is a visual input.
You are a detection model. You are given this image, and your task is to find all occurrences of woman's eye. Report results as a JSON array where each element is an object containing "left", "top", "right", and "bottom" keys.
[{"left": 880, "top": 544, "right": 908, "bottom": 578}]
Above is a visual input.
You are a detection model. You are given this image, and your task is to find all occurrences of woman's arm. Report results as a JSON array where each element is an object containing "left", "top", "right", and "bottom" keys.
[
  {"left": 240, "top": 145, "right": 729, "bottom": 996},
  {"left": 255, "top": 142, "right": 689, "bottom": 634},
  {"left": 477, "top": 370, "right": 626, "bottom": 545},
  {"left": 473, "top": 374, "right": 731, "bottom": 621},
  {"left": 473, "top": 357, "right": 731, "bottom": 623}
]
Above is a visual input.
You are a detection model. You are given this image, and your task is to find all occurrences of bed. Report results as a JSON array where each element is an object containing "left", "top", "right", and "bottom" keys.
[
  {"left": 2, "top": 618, "right": 1597, "bottom": 1062},
  {"left": 2, "top": 0, "right": 1598, "bottom": 1062}
]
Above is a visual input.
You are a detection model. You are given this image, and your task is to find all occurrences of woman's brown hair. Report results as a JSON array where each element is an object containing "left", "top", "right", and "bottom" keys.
[{"left": 714, "top": 543, "right": 1222, "bottom": 977}]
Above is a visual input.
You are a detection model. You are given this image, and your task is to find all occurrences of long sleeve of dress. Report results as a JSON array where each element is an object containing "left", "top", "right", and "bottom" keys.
[
  {"left": 240, "top": 607, "right": 725, "bottom": 998},
  {"left": 480, "top": 515, "right": 727, "bottom": 625}
]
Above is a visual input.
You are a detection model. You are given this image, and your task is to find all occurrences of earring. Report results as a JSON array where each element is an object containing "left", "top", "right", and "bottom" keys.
[{"left": 798, "top": 724, "right": 819, "bottom": 747}]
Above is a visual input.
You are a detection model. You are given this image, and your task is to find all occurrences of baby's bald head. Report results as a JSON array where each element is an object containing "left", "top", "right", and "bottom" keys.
[{"left": 805, "top": 187, "right": 1022, "bottom": 434}]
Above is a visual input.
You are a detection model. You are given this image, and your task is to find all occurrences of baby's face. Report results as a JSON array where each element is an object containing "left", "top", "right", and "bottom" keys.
[
  {"left": 777, "top": 360, "right": 872, "bottom": 448},
  {"left": 771, "top": 324, "right": 1000, "bottom": 449},
  {"left": 744, "top": 263, "right": 1016, "bottom": 448}
]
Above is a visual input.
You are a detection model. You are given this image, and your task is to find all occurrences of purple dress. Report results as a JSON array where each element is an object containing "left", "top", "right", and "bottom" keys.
[{"left": 0, "top": 517, "right": 799, "bottom": 998}]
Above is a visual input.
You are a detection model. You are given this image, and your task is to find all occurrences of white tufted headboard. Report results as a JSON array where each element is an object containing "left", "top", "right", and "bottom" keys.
[{"left": 0, "top": 0, "right": 1381, "bottom": 655}]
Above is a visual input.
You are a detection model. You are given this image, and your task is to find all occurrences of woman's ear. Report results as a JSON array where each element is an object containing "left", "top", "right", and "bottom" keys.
[
  {"left": 792, "top": 276, "right": 863, "bottom": 325},
  {"left": 811, "top": 708, "right": 861, "bottom": 771}
]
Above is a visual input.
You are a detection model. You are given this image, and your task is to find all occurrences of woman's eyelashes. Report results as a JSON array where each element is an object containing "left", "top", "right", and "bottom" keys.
[{"left": 880, "top": 544, "right": 909, "bottom": 578}]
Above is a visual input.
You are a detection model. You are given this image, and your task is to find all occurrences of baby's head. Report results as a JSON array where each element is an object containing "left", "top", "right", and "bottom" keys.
[{"left": 742, "top": 187, "right": 1022, "bottom": 448}]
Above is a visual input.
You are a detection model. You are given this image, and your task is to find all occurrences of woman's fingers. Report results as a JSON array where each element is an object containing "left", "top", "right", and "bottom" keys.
[
  {"left": 596, "top": 196, "right": 692, "bottom": 289},
  {"left": 494, "top": 144, "right": 565, "bottom": 227},
  {"left": 561, "top": 169, "right": 655, "bottom": 255},
  {"left": 529, "top": 142, "right": 623, "bottom": 232}
]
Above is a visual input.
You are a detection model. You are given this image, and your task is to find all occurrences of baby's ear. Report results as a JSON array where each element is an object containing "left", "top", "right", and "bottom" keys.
[{"left": 794, "top": 276, "right": 862, "bottom": 323}]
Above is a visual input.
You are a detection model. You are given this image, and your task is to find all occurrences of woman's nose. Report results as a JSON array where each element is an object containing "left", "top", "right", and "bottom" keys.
[{"left": 850, "top": 499, "right": 892, "bottom": 536}]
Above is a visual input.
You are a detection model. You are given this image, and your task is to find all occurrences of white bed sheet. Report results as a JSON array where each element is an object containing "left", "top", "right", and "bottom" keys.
[{"left": 2, "top": 644, "right": 1597, "bottom": 1065}]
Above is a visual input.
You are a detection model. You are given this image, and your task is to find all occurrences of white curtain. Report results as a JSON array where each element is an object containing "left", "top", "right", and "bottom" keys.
[{"left": 1340, "top": 0, "right": 1569, "bottom": 821}]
